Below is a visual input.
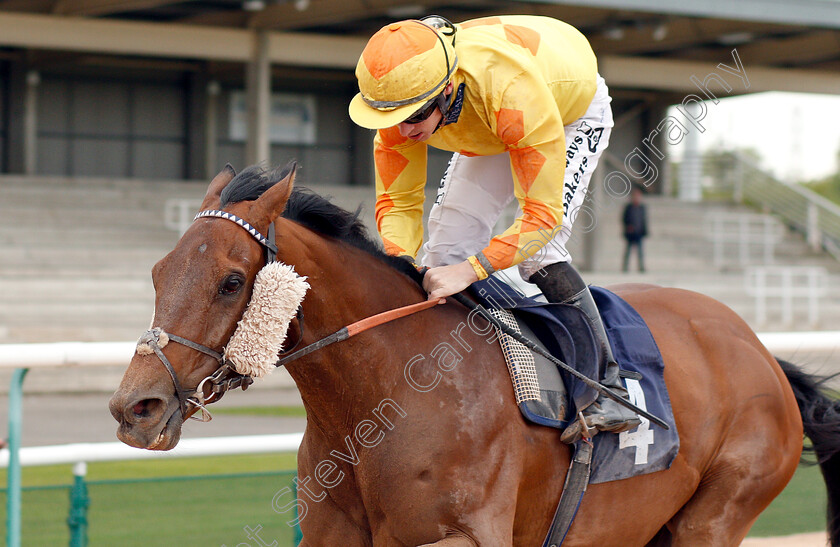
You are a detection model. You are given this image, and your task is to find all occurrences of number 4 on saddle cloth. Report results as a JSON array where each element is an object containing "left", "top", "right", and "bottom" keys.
[{"left": 470, "top": 278, "right": 679, "bottom": 484}]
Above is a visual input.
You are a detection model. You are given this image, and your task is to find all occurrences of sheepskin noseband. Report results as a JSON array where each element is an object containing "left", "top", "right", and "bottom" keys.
[{"left": 224, "top": 261, "right": 309, "bottom": 377}]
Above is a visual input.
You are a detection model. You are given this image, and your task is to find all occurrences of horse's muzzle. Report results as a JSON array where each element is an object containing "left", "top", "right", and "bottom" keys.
[{"left": 109, "top": 389, "right": 184, "bottom": 450}]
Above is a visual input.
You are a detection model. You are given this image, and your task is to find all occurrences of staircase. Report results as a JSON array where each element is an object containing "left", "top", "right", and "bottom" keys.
[
  {"left": 0, "top": 174, "right": 379, "bottom": 392},
  {"left": 0, "top": 174, "right": 383, "bottom": 343},
  {"left": 1, "top": 176, "right": 198, "bottom": 343}
]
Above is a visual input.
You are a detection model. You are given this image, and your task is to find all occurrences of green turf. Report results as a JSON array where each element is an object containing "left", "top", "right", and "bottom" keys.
[
  {"left": 86, "top": 473, "right": 301, "bottom": 546},
  {"left": 0, "top": 473, "right": 303, "bottom": 546},
  {"left": 0, "top": 452, "right": 831, "bottom": 544},
  {"left": 748, "top": 463, "right": 828, "bottom": 537},
  {"left": 212, "top": 405, "right": 307, "bottom": 417}
]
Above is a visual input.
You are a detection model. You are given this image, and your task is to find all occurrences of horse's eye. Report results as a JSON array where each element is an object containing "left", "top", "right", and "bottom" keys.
[{"left": 219, "top": 275, "right": 244, "bottom": 296}]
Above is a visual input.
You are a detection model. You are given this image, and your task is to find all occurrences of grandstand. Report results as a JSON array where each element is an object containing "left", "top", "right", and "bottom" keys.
[
  {"left": 0, "top": 0, "right": 838, "bottom": 392},
  {"left": 2, "top": 168, "right": 838, "bottom": 346}
]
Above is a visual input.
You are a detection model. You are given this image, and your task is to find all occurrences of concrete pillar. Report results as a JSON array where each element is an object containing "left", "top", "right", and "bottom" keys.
[
  {"left": 642, "top": 102, "right": 671, "bottom": 196},
  {"left": 23, "top": 70, "right": 38, "bottom": 175},
  {"left": 245, "top": 30, "right": 271, "bottom": 166},
  {"left": 579, "top": 164, "right": 605, "bottom": 272},
  {"left": 679, "top": 127, "right": 703, "bottom": 202},
  {"left": 7, "top": 64, "right": 41, "bottom": 175},
  {"left": 6, "top": 63, "right": 27, "bottom": 174},
  {"left": 185, "top": 71, "right": 222, "bottom": 181},
  {"left": 205, "top": 80, "right": 220, "bottom": 180},
  {"left": 185, "top": 72, "right": 207, "bottom": 180}
]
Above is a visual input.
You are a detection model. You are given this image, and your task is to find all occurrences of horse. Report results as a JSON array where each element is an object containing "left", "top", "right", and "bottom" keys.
[{"left": 110, "top": 163, "right": 840, "bottom": 546}]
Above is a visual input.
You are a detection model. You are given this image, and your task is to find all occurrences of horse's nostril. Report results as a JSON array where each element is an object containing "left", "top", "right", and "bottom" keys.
[{"left": 132, "top": 398, "right": 162, "bottom": 419}]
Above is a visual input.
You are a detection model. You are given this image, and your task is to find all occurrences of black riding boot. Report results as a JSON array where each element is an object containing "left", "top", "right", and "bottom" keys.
[{"left": 530, "top": 262, "right": 641, "bottom": 443}]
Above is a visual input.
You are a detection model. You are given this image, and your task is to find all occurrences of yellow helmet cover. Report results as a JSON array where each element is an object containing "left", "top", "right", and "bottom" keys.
[{"left": 350, "top": 20, "right": 457, "bottom": 129}]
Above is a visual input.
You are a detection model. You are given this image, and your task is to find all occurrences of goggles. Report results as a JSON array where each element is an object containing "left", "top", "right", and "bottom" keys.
[{"left": 403, "top": 96, "right": 440, "bottom": 124}]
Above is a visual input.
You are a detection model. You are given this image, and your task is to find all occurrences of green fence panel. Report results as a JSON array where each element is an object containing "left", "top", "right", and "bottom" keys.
[
  {"left": 1, "top": 471, "right": 300, "bottom": 546},
  {"left": 0, "top": 485, "right": 73, "bottom": 546}
]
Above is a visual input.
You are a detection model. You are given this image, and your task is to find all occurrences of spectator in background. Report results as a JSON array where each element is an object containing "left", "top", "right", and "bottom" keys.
[{"left": 622, "top": 187, "right": 648, "bottom": 273}]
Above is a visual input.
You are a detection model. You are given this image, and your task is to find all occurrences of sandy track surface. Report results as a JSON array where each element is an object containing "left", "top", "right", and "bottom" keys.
[{"left": 742, "top": 532, "right": 828, "bottom": 546}]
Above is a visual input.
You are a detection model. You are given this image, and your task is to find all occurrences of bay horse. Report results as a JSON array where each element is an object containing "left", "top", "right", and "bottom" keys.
[{"left": 110, "top": 163, "right": 840, "bottom": 546}]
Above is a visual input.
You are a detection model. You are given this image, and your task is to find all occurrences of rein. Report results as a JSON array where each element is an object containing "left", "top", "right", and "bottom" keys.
[
  {"left": 275, "top": 299, "right": 440, "bottom": 367},
  {"left": 139, "top": 208, "right": 439, "bottom": 422}
]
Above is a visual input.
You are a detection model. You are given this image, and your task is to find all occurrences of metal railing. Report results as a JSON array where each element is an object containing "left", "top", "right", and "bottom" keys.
[
  {"left": 0, "top": 341, "right": 298, "bottom": 547},
  {"left": 0, "top": 435, "right": 303, "bottom": 547},
  {"left": 164, "top": 198, "right": 203, "bottom": 236},
  {"left": 705, "top": 211, "right": 785, "bottom": 267},
  {"left": 745, "top": 266, "right": 828, "bottom": 328},
  {"left": 3, "top": 337, "right": 840, "bottom": 545},
  {"left": 729, "top": 153, "right": 840, "bottom": 261}
]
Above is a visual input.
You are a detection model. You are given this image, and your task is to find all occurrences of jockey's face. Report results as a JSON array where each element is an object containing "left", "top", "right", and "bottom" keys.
[{"left": 397, "top": 106, "right": 443, "bottom": 142}]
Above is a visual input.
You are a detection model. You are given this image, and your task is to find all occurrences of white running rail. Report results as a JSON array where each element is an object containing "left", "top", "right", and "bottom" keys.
[{"left": 0, "top": 433, "right": 303, "bottom": 468}]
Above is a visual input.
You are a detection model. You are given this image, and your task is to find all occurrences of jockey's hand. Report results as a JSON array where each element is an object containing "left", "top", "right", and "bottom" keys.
[{"left": 422, "top": 261, "right": 479, "bottom": 303}]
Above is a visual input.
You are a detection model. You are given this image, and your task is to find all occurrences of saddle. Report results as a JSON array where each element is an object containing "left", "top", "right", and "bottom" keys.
[
  {"left": 488, "top": 306, "right": 596, "bottom": 429},
  {"left": 489, "top": 307, "right": 569, "bottom": 427},
  {"left": 471, "top": 277, "right": 602, "bottom": 425},
  {"left": 470, "top": 277, "right": 680, "bottom": 545},
  {"left": 471, "top": 278, "right": 678, "bottom": 478}
]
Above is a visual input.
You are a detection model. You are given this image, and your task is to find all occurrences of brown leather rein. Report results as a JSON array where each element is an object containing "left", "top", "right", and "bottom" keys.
[{"left": 141, "top": 210, "right": 439, "bottom": 422}]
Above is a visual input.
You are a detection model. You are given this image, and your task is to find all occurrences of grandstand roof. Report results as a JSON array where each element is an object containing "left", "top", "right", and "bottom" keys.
[{"left": 0, "top": 0, "right": 838, "bottom": 94}]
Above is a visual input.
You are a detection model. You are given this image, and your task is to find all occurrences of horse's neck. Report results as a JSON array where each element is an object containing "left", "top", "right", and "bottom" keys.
[
  {"left": 284, "top": 223, "right": 424, "bottom": 332},
  {"left": 277, "top": 222, "right": 426, "bottom": 428}
]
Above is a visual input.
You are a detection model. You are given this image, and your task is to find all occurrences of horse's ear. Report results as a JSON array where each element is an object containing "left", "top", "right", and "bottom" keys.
[
  {"left": 199, "top": 163, "right": 237, "bottom": 211},
  {"left": 254, "top": 162, "right": 296, "bottom": 225}
]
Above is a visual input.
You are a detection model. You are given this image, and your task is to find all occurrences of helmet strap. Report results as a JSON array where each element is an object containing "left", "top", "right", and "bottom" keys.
[
  {"left": 435, "top": 82, "right": 466, "bottom": 133},
  {"left": 432, "top": 83, "right": 454, "bottom": 133}
]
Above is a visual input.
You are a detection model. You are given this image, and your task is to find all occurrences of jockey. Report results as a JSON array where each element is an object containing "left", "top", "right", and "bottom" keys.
[{"left": 348, "top": 15, "right": 640, "bottom": 443}]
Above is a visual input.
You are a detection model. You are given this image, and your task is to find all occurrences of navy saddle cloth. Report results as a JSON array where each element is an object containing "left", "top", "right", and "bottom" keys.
[{"left": 471, "top": 278, "right": 679, "bottom": 484}]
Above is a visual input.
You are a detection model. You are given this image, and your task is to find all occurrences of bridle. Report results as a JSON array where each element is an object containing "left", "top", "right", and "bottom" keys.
[
  {"left": 138, "top": 209, "right": 283, "bottom": 422},
  {"left": 136, "top": 326, "right": 245, "bottom": 422}
]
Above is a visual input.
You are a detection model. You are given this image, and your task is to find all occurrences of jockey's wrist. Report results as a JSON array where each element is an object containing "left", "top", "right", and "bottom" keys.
[
  {"left": 478, "top": 252, "right": 497, "bottom": 276},
  {"left": 467, "top": 255, "right": 490, "bottom": 281}
]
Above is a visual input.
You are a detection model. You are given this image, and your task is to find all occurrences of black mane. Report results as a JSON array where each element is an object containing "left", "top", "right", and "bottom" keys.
[
  {"left": 283, "top": 187, "right": 425, "bottom": 285},
  {"left": 219, "top": 163, "right": 424, "bottom": 285}
]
